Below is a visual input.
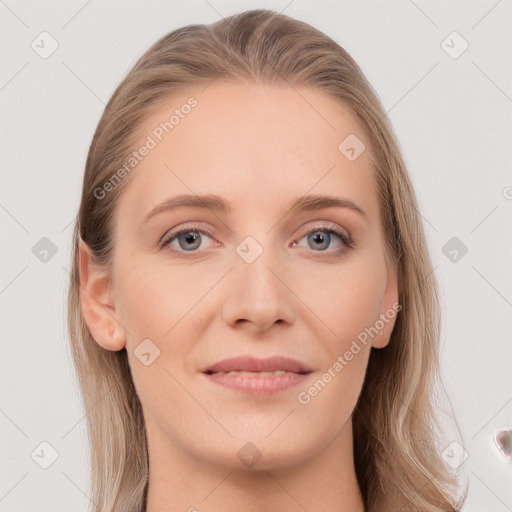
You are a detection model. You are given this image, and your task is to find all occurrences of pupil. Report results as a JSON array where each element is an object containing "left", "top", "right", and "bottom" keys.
[
  {"left": 180, "top": 232, "right": 200, "bottom": 250},
  {"left": 309, "top": 230, "right": 329, "bottom": 250}
]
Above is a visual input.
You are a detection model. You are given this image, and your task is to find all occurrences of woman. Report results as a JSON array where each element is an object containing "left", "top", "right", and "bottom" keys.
[{"left": 68, "top": 9, "right": 466, "bottom": 511}]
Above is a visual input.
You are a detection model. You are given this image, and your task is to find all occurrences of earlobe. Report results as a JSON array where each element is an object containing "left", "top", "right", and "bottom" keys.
[
  {"left": 372, "top": 258, "right": 400, "bottom": 349},
  {"left": 372, "top": 329, "right": 389, "bottom": 349},
  {"left": 78, "top": 240, "right": 126, "bottom": 351}
]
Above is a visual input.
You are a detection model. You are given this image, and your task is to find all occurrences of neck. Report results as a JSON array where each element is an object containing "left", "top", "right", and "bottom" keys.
[{"left": 144, "top": 419, "right": 365, "bottom": 512}]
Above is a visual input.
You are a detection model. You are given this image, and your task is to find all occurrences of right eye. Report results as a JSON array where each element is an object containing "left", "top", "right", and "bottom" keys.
[{"left": 160, "top": 226, "right": 219, "bottom": 254}]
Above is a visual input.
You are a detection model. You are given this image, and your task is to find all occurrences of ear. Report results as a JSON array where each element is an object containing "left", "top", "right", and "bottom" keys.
[
  {"left": 372, "top": 257, "right": 400, "bottom": 349},
  {"left": 78, "top": 240, "right": 126, "bottom": 351}
]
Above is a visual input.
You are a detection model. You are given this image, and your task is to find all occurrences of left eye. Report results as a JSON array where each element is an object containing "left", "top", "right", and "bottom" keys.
[{"left": 293, "top": 228, "right": 352, "bottom": 252}]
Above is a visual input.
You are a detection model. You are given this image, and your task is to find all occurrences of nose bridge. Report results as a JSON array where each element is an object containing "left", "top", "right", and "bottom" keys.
[
  {"left": 221, "top": 233, "right": 295, "bottom": 330},
  {"left": 237, "top": 236, "right": 280, "bottom": 290}
]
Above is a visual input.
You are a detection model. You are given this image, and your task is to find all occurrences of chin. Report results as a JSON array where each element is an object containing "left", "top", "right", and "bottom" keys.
[{"left": 187, "top": 431, "right": 320, "bottom": 473}]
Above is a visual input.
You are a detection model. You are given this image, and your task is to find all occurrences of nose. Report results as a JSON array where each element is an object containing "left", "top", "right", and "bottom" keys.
[{"left": 221, "top": 244, "right": 296, "bottom": 333}]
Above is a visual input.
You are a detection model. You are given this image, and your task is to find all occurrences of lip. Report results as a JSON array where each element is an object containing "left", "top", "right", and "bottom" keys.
[
  {"left": 204, "top": 355, "right": 313, "bottom": 374},
  {"left": 203, "top": 356, "right": 313, "bottom": 395}
]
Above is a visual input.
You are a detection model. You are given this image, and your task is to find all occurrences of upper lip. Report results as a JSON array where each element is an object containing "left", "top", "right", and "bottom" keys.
[{"left": 203, "top": 356, "right": 313, "bottom": 374}]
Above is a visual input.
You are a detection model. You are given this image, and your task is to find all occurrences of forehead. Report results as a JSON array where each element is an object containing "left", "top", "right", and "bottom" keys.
[{"left": 117, "top": 81, "right": 377, "bottom": 222}]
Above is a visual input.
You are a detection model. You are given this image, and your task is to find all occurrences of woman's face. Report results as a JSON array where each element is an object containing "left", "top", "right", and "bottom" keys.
[{"left": 96, "top": 82, "right": 398, "bottom": 470}]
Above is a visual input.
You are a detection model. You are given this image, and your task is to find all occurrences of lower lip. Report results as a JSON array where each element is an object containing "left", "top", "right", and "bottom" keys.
[{"left": 203, "top": 371, "right": 310, "bottom": 395}]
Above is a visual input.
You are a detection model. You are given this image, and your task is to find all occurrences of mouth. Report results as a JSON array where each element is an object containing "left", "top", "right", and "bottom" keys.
[{"left": 202, "top": 356, "right": 313, "bottom": 395}]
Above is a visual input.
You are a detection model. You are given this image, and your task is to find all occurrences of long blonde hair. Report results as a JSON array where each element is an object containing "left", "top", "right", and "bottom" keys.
[{"left": 68, "top": 9, "right": 466, "bottom": 511}]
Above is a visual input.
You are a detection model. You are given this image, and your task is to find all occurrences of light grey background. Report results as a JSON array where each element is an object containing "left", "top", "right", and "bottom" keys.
[{"left": 1, "top": 1, "right": 511, "bottom": 510}]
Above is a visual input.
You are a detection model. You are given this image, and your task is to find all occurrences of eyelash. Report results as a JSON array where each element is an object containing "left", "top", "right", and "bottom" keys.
[{"left": 160, "top": 222, "right": 355, "bottom": 256}]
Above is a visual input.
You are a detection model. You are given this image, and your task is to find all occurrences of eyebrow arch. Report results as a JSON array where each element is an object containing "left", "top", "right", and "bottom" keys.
[{"left": 143, "top": 193, "right": 366, "bottom": 225}]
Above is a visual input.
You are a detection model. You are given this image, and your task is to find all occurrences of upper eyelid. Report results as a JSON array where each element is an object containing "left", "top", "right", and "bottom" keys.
[{"left": 161, "top": 221, "right": 349, "bottom": 237}]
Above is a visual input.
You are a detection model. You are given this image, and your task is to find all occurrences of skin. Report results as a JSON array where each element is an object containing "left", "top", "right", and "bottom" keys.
[{"left": 80, "top": 82, "right": 398, "bottom": 512}]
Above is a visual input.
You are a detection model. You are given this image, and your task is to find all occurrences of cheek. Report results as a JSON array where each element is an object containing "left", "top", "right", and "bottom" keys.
[
  {"left": 114, "top": 258, "right": 207, "bottom": 340},
  {"left": 291, "top": 256, "right": 384, "bottom": 413},
  {"left": 296, "top": 326, "right": 371, "bottom": 438},
  {"left": 113, "top": 258, "right": 213, "bottom": 399},
  {"left": 293, "top": 256, "right": 385, "bottom": 344},
  {"left": 113, "top": 261, "right": 200, "bottom": 413}
]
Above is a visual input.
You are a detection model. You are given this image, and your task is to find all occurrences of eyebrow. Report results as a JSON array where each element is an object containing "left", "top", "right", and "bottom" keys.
[{"left": 143, "top": 193, "right": 366, "bottom": 224}]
